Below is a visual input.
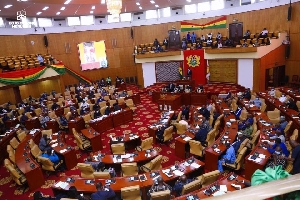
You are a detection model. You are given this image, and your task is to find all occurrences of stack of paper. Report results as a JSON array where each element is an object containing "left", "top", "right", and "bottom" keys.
[
  {"left": 51, "top": 143, "right": 58, "bottom": 148},
  {"left": 219, "top": 185, "right": 227, "bottom": 192},
  {"left": 183, "top": 137, "right": 192, "bottom": 141},
  {"left": 212, "top": 191, "right": 226, "bottom": 196},
  {"left": 59, "top": 149, "right": 67, "bottom": 153},
  {"left": 191, "top": 163, "right": 201, "bottom": 169},
  {"left": 55, "top": 181, "right": 68, "bottom": 189},
  {"left": 259, "top": 154, "right": 266, "bottom": 159},
  {"left": 173, "top": 170, "right": 184, "bottom": 176}
]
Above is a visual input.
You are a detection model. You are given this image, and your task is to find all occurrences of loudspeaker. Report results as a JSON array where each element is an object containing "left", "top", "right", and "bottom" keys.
[
  {"left": 285, "top": 44, "right": 290, "bottom": 58},
  {"left": 44, "top": 35, "right": 48, "bottom": 47},
  {"left": 287, "top": 6, "right": 292, "bottom": 21}
]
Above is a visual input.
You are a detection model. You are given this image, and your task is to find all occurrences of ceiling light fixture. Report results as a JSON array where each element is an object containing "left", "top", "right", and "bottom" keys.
[
  {"left": 60, "top": 7, "right": 65, "bottom": 10},
  {"left": 186, "top": 0, "right": 191, "bottom": 2},
  {"left": 42, "top": 7, "right": 49, "bottom": 10},
  {"left": 150, "top": 1, "right": 155, "bottom": 4},
  {"left": 90, "top": 11, "right": 94, "bottom": 14},
  {"left": 64, "top": 0, "right": 72, "bottom": 4},
  {"left": 18, "top": 0, "right": 28, "bottom": 2},
  {"left": 4, "top": 5, "right": 13, "bottom": 8},
  {"left": 155, "top": 4, "right": 159, "bottom": 7},
  {"left": 139, "top": 6, "right": 142, "bottom": 9},
  {"left": 92, "top": 6, "right": 95, "bottom": 9},
  {"left": 56, "top": 12, "right": 61, "bottom": 15},
  {"left": 136, "top": 2, "right": 140, "bottom": 5},
  {"left": 101, "top": 0, "right": 105, "bottom": 4},
  {"left": 37, "top": 12, "right": 42, "bottom": 15},
  {"left": 106, "top": 0, "right": 122, "bottom": 19}
]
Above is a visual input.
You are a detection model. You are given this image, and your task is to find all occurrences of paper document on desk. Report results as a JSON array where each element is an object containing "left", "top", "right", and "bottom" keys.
[
  {"left": 121, "top": 154, "right": 130, "bottom": 159},
  {"left": 256, "top": 112, "right": 261, "bottom": 115},
  {"left": 59, "top": 149, "right": 67, "bottom": 153},
  {"left": 184, "top": 161, "right": 190, "bottom": 166},
  {"left": 259, "top": 154, "right": 266, "bottom": 159},
  {"left": 29, "top": 130, "right": 36, "bottom": 135},
  {"left": 173, "top": 170, "right": 184, "bottom": 176},
  {"left": 219, "top": 185, "right": 227, "bottom": 192},
  {"left": 183, "top": 137, "right": 192, "bottom": 141},
  {"left": 162, "top": 119, "right": 168, "bottom": 123},
  {"left": 230, "top": 119, "right": 236, "bottom": 123},
  {"left": 191, "top": 163, "right": 201, "bottom": 169},
  {"left": 51, "top": 143, "right": 58, "bottom": 148},
  {"left": 169, "top": 111, "right": 174, "bottom": 113},
  {"left": 293, "top": 116, "right": 299, "bottom": 119},
  {"left": 212, "top": 191, "right": 226, "bottom": 196}
]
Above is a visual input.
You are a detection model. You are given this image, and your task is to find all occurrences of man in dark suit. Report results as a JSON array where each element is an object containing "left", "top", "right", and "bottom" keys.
[
  {"left": 156, "top": 125, "right": 166, "bottom": 141},
  {"left": 181, "top": 105, "right": 190, "bottom": 120},
  {"left": 199, "top": 105, "right": 210, "bottom": 120},
  {"left": 243, "top": 88, "right": 251, "bottom": 100},
  {"left": 168, "top": 82, "right": 175, "bottom": 92},
  {"left": 195, "top": 126, "right": 209, "bottom": 146},
  {"left": 187, "top": 68, "right": 192, "bottom": 79},
  {"left": 91, "top": 182, "right": 116, "bottom": 200}
]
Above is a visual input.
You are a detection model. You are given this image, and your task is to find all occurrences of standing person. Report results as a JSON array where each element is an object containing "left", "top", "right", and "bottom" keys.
[
  {"left": 91, "top": 182, "right": 116, "bottom": 200},
  {"left": 191, "top": 32, "right": 196, "bottom": 43},
  {"left": 284, "top": 140, "right": 300, "bottom": 175},
  {"left": 187, "top": 68, "right": 192, "bottom": 80},
  {"left": 186, "top": 32, "right": 191, "bottom": 43}
]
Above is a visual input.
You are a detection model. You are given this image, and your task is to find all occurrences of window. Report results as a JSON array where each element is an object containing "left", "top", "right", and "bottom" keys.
[
  {"left": 145, "top": 10, "right": 158, "bottom": 19},
  {"left": 198, "top": 2, "right": 210, "bottom": 12},
  {"left": 37, "top": 18, "right": 53, "bottom": 27},
  {"left": 184, "top": 4, "right": 197, "bottom": 14},
  {"left": 107, "top": 15, "right": 120, "bottom": 23},
  {"left": 67, "top": 17, "right": 80, "bottom": 26},
  {"left": 0, "top": 17, "right": 4, "bottom": 27},
  {"left": 80, "top": 15, "right": 94, "bottom": 25},
  {"left": 120, "top": 13, "right": 132, "bottom": 22},
  {"left": 160, "top": 7, "right": 171, "bottom": 18},
  {"left": 21, "top": 17, "right": 37, "bottom": 28},
  {"left": 211, "top": 0, "right": 224, "bottom": 10}
]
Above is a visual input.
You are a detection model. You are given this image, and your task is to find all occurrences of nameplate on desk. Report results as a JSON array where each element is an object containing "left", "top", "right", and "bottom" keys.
[
  {"left": 128, "top": 176, "right": 139, "bottom": 181},
  {"left": 139, "top": 174, "right": 147, "bottom": 181},
  {"left": 186, "top": 194, "right": 199, "bottom": 200},
  {"left": 85, "top": 180, "right": 94, "bottom": 184},
  {"left": 183, "top": 137, "right": 192, "bottom": 141},
  {"left": 55, "top": 181, "right": 68, "bottom": 189}
]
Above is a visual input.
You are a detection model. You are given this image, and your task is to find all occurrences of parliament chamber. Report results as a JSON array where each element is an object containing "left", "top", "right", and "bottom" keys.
[{"left": 1, "top": 0, "right": 300, "bottom": 200}]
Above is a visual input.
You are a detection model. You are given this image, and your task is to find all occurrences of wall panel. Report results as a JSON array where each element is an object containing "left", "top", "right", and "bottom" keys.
[
  {"left": 0, "top": 88, "right": 16, "bottom": 105},
  {"left": 209, "top": 60, "right": 237, "bottom": 83}
]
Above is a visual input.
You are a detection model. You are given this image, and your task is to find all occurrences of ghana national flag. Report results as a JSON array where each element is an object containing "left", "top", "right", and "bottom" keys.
[{"left": 181, "top": 16, "right": 227, "bottom": 32}]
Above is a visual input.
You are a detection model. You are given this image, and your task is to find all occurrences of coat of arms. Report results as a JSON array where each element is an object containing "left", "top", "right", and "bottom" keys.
[{"left": 186, "top": 55, "right": 200, "bottom": 67}]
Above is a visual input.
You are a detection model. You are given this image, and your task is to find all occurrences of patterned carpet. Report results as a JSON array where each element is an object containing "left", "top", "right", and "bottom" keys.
[{"left": 0, "top": 85, "right": 185, "bottom": 200}]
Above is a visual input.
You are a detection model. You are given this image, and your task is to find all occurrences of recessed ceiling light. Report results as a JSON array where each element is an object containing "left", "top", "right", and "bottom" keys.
[
  {"left": 37, "top": 12, "right": 42, "bottom": 15},
  {"left": 64, "top": 0, "right": 72, "bottom": 4},
  {"left": 155, "top": 4, "right": 159, "bottom": 7},
  {"left": 18, "top": 0, "right": 28, "bottom": 1},
  {"left": 186, "top": 0, "right": 191, "bottom": 2},
  {"left": 139, "top": 6, "right": 142, "bottom": 9},
  {"left": 91, "top": 6, "right": 95, "bottom": 9},
  {"left": 4, "top": 5, "right": 13, "bottom": 8},
  {"left": 90, "top": 11, "right": 93, "bottom": 14},
  {"left": 60, "top": 7, "right": 65, "bottom": 10},
  {"left": 56, "top": 12, "right": 61, "bottom": 15},
  {"left": 150, "top": 1, "right": 155, "bottom": 4},
  {"left": 42, "top": 6, "right": 49, "bottom": 10},
  {"left": 101, "top": 0, "right": 105, "bottom": 4},
  {"left": 136, "top": 2, "right": 140, "bottom": 5}
]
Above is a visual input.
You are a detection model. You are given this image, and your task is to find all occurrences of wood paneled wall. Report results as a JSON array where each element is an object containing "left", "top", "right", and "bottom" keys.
[
  {"left": 0, "top": 2, "right": 299, "bottom": 97},
  {"left": 19, "top": 78, "right": 61, "bottom": 100},
  {"left": 0, "top": 88, "right": 16, "bottom": 105},
  {"left": 209, "top": 60, "right": 237, "bottom": 83}
]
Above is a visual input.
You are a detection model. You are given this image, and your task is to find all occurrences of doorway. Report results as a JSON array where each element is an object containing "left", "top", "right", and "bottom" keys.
[
  {"left": 229, "top": 23, "right": 243, "bottom": 46},
  {"left": 265, "top": 65, "right": 286, "bottom": 89}
]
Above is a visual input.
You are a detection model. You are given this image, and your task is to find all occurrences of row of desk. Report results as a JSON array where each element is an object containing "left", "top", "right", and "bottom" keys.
[{"left": 52, "top": 158, "right": 204, "bottom": 199}]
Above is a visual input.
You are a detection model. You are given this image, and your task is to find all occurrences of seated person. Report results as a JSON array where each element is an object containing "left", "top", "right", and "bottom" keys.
[
  {"left": 168, "top": 82, "right": 175, "bottom": 92},
  {"left": 39, "top": 134, "right": 51, "bottom": 152},
  {"left": 224, "top": 91, "right": 232, "bottom": 102},
  {"left": 93, "top": 104, "right": 100, "bottom": 111},
  {"left": 243, "top": 30, "right": 251, "bottom": 39},
  {"left": 279, "top": 116, "right": 288, "bottom": 130},
  {"left": 286, "top": 98, "right": 298, "bottom": 112},
  {"left": 216, "top": 32, "right": 222, "bottom": 41},
  {"left": 96, "top": 96, "right": 105, "bottom": 104},
  {"left": 195, "top": 126, "right": 209, "bottom": 146},
  {"left": 199, "top": 105, "right": 210, "bottom": 120},
  {"left": 242, "top": 40, "right": 248, "bottom": 47},
  {"left": 217, "top": 41, "right": 222, "bottom": 48},
  {"left": 40, "top": 112, "right": 51, "bottom": 129},
  {"left": 181, "top": 105, "right": 190, "bottom": 120},
  {"left": 218, "top": 142, "right": 236, "bottom": 173},
  {"left": 41, "top": 149, "right": 60, "bottom": 165},
  {"left": 266, "top": 138, "right": 289, "bottom": 157},
  {"left": 231, "top": 133, "right": 246, "bottom": 152},
  {"left": 184, "top": 85, "right": 191, "bottom": 93},
  {"left": 206, "top": 38, "right": 212, "bottom": 46},
  {"left": 259, "top": 28, "right": 268, "bottom": 38},
  {"left": 243, "top": 88, "right": 251, "bottom": 100},
  {"left": 272, "top": 122, "right": 285, "bottom": 136},
  {"left": 266, "top": 146, "right": 287, "bottom": 169},
  {"left": 98, "top": 163, "right": 116, "bottom": 178},
  {"left": 250, "top": 96, "right": 262, "bottom": 108},
  {"left": 94, "top": 110, "right": 102, "bottom": 119},
  {"left": 156, "top": 125, "right": 166, "bottom": 141},
  {"left": 173, "top": 175, "right": 193, "bottom": 196},
  {"left": 279, "top": 94, "right": 287, "bottom": 103},
  {"left": 91, "top": 182, "right": 116, "bottom": 200},
  {"left": 268, "top": 88, "right": 275, "bottom": 97},
  {"left": 241, "top": 122, "right": 253, "bottom": 137},
  {"left": 148, "top": 176, "right": 172, "bottom": 196},
  {"left": 85, "top": 156, "right": 102, "bottom": 171},
  {"left": 20, "top": 113, "right": 29, "bottom": 125},
  {"left": 64, "top": 98, "right": 73, "bottom": 107},
  {"left": 33, "top": 191, "right": 55, "bottom": 200},
  {"left": 37, "top": 54, "right": 45, "bottom": 66},
  {"left": 200, "top": 35, "right": 206, "bottom": 41},
  {"left": 207, "top": 33, "right": 213, "bottom": 40},
  {"left": 238, "top": 113, "right": 254, "bottom": 130},
  {"left": 196, "top": 85, "right": 204, "bottom": 93},
  {"left": 104, "top": 106, "right": 111, "bottom": 115},
  {"left": 119, "top": 90, "right": 127, "bottom": 98},
  {"left": 267, "top": 129, "right": 285, "bottom": 145},
  {"left": 51, "top": 102, "right": 60, "bottom": 110},
  {"left": 59, "top": 115, "right": 68, "bottom": 127},
  {"left": 2, "top": 113, "right": 10, "bottom": 124},
  {"left": 113, "top": 103, "right": 121, "bottom": 112}
]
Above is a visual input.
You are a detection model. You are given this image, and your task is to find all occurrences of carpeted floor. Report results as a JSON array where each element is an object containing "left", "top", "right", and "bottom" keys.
[{"left": 0, "top": 85, "right": 186, "bottom": 200}]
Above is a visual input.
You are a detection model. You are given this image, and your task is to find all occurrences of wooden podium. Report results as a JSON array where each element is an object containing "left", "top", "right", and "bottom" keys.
[{"left": 168, "top": 30, "right": 181, "bottom": 50}]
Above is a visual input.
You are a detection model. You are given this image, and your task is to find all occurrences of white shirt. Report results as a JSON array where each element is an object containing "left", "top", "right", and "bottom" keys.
[
  {"left": 279, "top": 96, "right": 287, "bottom": 103},
  {"left": 269, "top": 90, "right": 275, "bottom": 97},
  {"left": 80, "top": 102, "right": 89, "bottom": 109},
  {"left": 261, "top": 29, "right": 268, "bottom": 35},
  {"left": 218, "top": 43, "right": 222, "bottom": 48}
]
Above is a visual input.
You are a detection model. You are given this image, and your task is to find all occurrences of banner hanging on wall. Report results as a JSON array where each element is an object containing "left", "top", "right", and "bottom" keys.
[
  {"left": 181, "top": 16, "right": 227, "bottom": 32},
  {"left": 183, "top": 49, "right": 207, "bottom": 85}
]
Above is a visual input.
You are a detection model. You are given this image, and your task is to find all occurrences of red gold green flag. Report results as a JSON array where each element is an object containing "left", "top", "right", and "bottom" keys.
[{"left": 181, "top": 16, "right": 227, "bottom": 32}]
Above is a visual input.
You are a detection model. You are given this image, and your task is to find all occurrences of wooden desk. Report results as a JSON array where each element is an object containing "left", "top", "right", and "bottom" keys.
[
  {"left": 89, "top": 116, "right": 114, "bottom": 134},
  {"left": 175, "top": 131, "right": 195, "bottom": 159},
  {"left": 15, "top": 129, "right": 45, "bottom": 191},
  {"left": 158, "top": 94, "right": 182, "bottom": 110},
  {"left": 46, "top": 120, "right": 60, "bottom": 133},
  {"left": 81, "top": 128, "right": 102, "bottom": 152},
  {"left": 112, "top": 109, "right": 133, "bottom": 127},
  {"left": 68, "top": 117, "right": 85, "bottom": 132},
  {"left": 125, "top": 94, "right": 141, "bottom": 105},
  {"left": 0, "top": 129, "right": 16, "bottom": 163},
  {"left": 54, "top": 107, "right": 64, "bottom": 117},
  {"left": 110, "top": 133, "right": 141, "bottom": 151},
  {"left": 181, "top": 93, "right": 191, "bottom": 106},
  {"left": 239, "top": 99, "right": 261, "bottom": 113},
  {"left": 190, "top": 93, "right": 208, "bottom": 106},
  {"left": 25, "top": 117, "right": 40, "bottom": 130},
  {"left": 175, "top": 173, "right": 248, "bottom": 200},
  {"left": 51, "top": 132, "right": 77, "bottom": 170},
  {"left": 4, "top": 118, "right": 18, "bottom": 128}
]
